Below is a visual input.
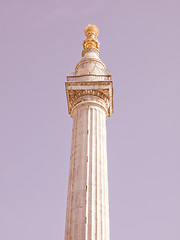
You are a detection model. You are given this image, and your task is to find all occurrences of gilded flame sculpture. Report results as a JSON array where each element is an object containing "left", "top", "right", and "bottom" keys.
[{"left": 82, "top": 24, "right": 100, "bottom": 56}]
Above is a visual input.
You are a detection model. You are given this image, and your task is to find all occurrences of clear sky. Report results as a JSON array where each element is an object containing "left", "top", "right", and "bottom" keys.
[{"left": 0, "top": 0, "right": 180, "bottom": 239}]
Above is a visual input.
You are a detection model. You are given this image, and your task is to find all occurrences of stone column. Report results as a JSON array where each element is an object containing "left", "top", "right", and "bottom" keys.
[
  {"left": 65, "top": 24, "right": 113, "bottom": 240},
  {"left": 65, "top": 100, "right": 110, "bottom": 240}
]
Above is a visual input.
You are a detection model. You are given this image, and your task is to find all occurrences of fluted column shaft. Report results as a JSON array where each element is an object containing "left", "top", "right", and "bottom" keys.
[{"left": 65, "top": 102, "right": 110, "bottom": 240}]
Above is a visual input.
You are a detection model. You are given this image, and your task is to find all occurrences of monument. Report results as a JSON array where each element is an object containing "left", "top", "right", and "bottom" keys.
[{"left": 65, "top": 24, "right": 113, "bottom": 240}]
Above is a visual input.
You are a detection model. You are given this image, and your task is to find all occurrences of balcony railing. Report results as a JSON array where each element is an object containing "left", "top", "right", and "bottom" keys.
[{"left": 67, "top": 71, "right": 112, "bottom": 82}]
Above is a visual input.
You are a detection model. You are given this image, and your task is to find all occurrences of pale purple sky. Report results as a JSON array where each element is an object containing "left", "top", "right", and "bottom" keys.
[{"left": 0, "top": 0, "right": 180, "bottom": 239}]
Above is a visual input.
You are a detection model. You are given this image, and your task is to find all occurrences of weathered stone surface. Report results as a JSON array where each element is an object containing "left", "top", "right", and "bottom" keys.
[{"left": 65, "top": 104, "right": 110, "bottom": 240}]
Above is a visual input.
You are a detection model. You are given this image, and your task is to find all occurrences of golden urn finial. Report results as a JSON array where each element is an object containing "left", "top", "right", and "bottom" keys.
[{"left": 82, "top": 24, "right": 100, "bottom": 56}]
